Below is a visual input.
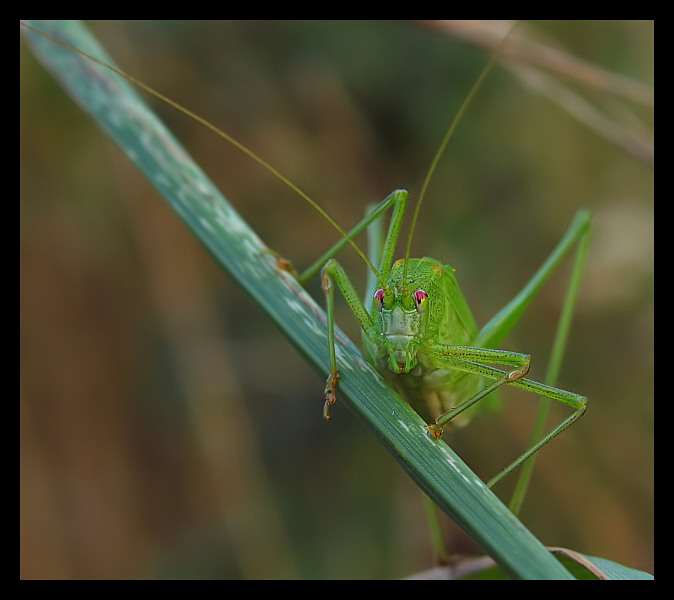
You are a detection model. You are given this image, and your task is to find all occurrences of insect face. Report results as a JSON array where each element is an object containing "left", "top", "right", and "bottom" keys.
[
  {"left": 371, "top": 257, "right": 443, "bottom": 373},
  {"left": 374, "top": 285, "right": 429, "bottom": 373}
]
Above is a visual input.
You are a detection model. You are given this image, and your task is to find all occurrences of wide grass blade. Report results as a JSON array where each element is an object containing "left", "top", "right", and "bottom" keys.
[{"left": 21, "top": 20, "right": 574, "bottom": 579}]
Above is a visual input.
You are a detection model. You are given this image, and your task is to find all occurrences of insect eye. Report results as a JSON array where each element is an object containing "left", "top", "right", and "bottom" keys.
[
  {"left": 414, "top": 289, "right": 428, "bottom": 313},
  {"left": 374, "top": 288, "right": 386, "bottom": 312}
]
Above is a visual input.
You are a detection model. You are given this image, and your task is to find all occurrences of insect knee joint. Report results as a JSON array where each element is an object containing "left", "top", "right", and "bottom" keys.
[{"left": 507, "top": 363, "right": 530, "bottom": 382}]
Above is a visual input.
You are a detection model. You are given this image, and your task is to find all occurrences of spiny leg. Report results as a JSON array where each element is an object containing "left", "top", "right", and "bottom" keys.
[
  {"left": 430, "top": 211, "right": 591, "bottom": 494},
  {"left": 424, "top": 349, "right": 587, "bottom": 487},
  {"left": 272, "top": 189, "right": 408, "bottom": 419},
  {"left": 321, "top": 257, "right": 399, "bottom": 419},
  {"left": 426, "top": 346, "right": 535, "bottom": 438},
  {"left": 428, "top": 365, "right": 531, "bottom": 439},
  {"left": 475, "top": 210, "right": 591, "bottom": 349},
  {"left": 319, "top": 190, "right": 409, "bottom": 418},
  {"left": 507, "top": 210, "right": 592, "bottom": 512}
]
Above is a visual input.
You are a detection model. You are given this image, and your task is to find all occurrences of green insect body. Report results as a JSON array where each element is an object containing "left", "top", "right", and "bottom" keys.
[
  {"left": 367, "top": 256, "right": 480, "bottom": 424},
  {"left": 321, "top": 185, "right": 589, "bottom": 482}
]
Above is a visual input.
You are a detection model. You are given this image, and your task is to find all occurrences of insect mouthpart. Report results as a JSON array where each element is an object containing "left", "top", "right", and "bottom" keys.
[
  {"left": 388, "top": 341, "right": 418, "bottom": 373},
  {"left": 380, "top": 305, "right": 423, "bottom": 372}
]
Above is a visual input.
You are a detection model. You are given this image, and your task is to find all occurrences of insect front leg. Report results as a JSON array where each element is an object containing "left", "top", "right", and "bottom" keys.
[
  {"left": 318, "top": 190, "right": 409, "bottom": 418},
  {"left": 321, "top": 259, "right": 389, "bottom": 419}
]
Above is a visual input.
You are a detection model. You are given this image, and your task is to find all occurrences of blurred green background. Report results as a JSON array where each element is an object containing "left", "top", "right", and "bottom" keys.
[{"left": 20, "top": 20, "right": 653, "bottom": 579}]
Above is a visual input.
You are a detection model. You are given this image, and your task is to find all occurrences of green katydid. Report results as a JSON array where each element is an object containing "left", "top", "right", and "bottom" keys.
[
  {"left": 289, "top": 25, "right": 591, "bottom": 492},
  {"left": 319, "top": 189, "right": 589, "bottom": 489},
  {"left": 21, "top": 20, "right": 590, "bottom": 504}
]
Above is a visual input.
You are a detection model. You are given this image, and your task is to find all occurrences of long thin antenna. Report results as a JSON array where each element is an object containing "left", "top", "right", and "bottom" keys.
[
  {"left": 402, "top": 24, "right": 518, "bottom": 290},
  {"left": 20, "top": 21, "right": 387, "bottom": 290}
]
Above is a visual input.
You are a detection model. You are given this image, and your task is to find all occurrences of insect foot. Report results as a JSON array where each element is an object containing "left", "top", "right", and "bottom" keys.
[
  {"left": 323, "top": 371, "right": 339, "bottom": 420},
  {"left": 428, "top": 424, "right": 444, "bottom": 439},
  {"left": 506, "top": 363, "right": 530, "bottom": 383},
  {"left": 261, "top": 249, "right": 299, "bottom": 280}
]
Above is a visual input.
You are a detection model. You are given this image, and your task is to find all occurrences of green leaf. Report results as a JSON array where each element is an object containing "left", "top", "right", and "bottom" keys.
[
  {"left": 549, "top": 548, "right": 654, "bottom": 581},
  {"left": 407, "top": 549, "right": 654, "bottom": 580},
  {"left": 22, "top": 19, "right": 579, "bottom": 579}
]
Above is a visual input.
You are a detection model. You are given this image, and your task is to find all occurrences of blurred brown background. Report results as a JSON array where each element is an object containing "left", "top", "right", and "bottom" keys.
[{"left": 20, "top": 20, "right": 653, "bottom": 579}]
